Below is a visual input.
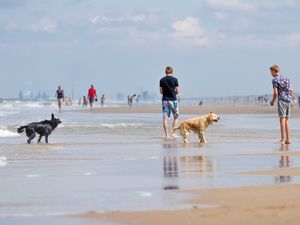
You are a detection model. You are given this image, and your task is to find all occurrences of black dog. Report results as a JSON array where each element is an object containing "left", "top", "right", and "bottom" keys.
[{"left": 17, "top": 113, "right": 62, "bottom": 144}]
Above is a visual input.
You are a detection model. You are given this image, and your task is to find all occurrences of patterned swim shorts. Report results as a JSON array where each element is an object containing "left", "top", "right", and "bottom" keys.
[
  {"left": 162, "top": 100, "right": 179, "bottom": 118},
  {"left": 278, "top": 99, "right": 291, "bottom": 117}
]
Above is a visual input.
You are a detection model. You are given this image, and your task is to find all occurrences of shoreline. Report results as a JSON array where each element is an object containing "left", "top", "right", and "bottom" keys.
[
  {"left": 71, "top": 104, "right": 300, "bottom": 116},
  {"left": 79, "top": 182, "right": 300, "bottom": 225}
]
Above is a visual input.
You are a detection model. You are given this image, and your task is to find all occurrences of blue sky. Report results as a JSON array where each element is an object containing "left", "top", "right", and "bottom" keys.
[{"left": 0, "top": 0, "right": 300, "bottom": 99}]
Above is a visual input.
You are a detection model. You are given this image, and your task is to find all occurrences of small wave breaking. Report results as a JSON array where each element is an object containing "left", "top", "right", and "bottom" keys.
[{"left": 0, "top": 126, "right": 19, "bottom": 137}]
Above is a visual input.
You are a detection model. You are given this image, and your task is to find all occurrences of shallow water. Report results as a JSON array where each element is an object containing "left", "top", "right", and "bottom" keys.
[{"left": 1, "top": 101, "right": 300, "bottom": 224}]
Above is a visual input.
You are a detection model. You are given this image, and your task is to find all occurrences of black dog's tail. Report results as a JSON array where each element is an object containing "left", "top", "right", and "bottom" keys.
[{"left": 17, "top": 126, "right": 27, "bottom": 133}]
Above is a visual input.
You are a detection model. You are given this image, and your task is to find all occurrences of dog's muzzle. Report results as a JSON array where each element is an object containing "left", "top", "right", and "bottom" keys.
[{"left": 213, "top": 117, "right": 220, "bottom": 122}]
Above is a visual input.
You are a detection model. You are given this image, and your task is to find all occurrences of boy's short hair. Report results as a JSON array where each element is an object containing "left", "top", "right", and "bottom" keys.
[
  {"left": 165, "top": 66, "right": 173, "bottom": 75},
  {"left": 269, "top": 64, "right": 280, "bottom": 73}
]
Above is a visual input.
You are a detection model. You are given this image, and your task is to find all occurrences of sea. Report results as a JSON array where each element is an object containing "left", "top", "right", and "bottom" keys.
[{"left": 1, "top": 100, "right": 300, "bottom": 225}]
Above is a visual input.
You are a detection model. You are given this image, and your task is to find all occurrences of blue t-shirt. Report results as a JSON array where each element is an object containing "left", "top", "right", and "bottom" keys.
[{"left": 272, "top": 75, "right": 292, "bottom": 102}]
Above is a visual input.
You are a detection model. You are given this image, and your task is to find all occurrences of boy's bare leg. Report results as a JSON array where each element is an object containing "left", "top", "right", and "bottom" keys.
[
  {"left": 163, "top": 117, "right": 169, "bottom": 139},
  {"left": 171, "top": 115, "right": 179, "bottom": 137},
  {"left": 285, "top": 117, "right": 291, "bottom": 144},
  {"left": 279, "top": 117, "right": 286, "bottom": 144}
]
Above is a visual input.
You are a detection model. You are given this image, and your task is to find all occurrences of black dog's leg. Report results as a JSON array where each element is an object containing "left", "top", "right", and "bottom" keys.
[
  {"left": 27, "top": 133, "right": 36, "bottom": 144},
  {"left": 38, "top": 135, "right": 43, "bottom": 143},
  {"left": 45, "top": 135, "right": 49, "bottom": 143}
]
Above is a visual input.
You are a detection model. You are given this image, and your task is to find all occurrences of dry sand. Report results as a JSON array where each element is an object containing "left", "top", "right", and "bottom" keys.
[{"left": 80, "top": 183, "right": 300, "bottom": 225}]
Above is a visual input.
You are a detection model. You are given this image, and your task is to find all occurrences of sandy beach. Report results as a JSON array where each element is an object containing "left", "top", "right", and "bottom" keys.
[
  {"left": 85, "top": 104, "right": 300, "bottom": 117},
  {"left": 81, "top": 183, "right": 300, "bottom": 225},
  {"left": 74, "top": 104, "right": 300, "bottom": 225},
  {"left": 1, "top": 102, "right": 300, "bottom": 225}
]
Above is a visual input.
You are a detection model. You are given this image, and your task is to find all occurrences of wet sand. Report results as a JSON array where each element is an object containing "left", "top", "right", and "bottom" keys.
[
  {"left": 241, "top": 167, "right": 300, "bottom": 176},
  {"left": 80, "top": 183, "right": 300, "bottom": 225},
  {"left": 84, "top": 104, "right": 300, "bottom": 116}
]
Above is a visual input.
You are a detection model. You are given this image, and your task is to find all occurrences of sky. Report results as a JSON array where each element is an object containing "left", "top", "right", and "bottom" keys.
[{"left": 0, "top": 0, "right": 300, "bottom": 99}]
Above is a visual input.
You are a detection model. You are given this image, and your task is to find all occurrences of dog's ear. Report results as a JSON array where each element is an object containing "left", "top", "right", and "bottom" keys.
[{"left": 51, "top": 113, "right": 54, "bottom": 119}]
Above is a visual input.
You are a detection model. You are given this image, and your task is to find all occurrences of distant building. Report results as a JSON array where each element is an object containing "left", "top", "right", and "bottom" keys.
[
  {"left": 116, "top": 93, "right": 124, "bottom": 101},
  {"left": 18, "top": 90, "right": 24, "bottom": 100}
]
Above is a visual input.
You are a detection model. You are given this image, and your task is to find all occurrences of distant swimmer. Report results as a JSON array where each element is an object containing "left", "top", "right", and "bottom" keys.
[
  {"left": 88, "top": 84, "right": 97, "bottom": 109},
  {"left": 159, "top": 66, "right": 180, "bottom": 139},
  {"left": 55, "top": 85, "right": 64, "bottom": 112}
]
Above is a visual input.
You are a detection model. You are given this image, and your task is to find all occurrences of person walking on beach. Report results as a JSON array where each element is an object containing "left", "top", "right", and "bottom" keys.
[
  {"left": 88, "top": 84, "right": 97, "bottom": 109},
  {"left": 100, "top": 94, "right": 105, "bottom": 107},
  {"left": 159, "top": 66, "right": 180, "bottom": 139},
  {"left": 269, "top": 65, "right": 293, "bottom": 144},
  {"left": 127, "top": 94, "right": 136, "bottom": 107},
  {"left": 55, "top": 85, "right": 64, "bottom": 112}
]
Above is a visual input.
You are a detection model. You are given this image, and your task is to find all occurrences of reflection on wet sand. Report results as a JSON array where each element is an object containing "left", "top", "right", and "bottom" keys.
[
  {"left": 162, "top": 142, "right": 217, "bottom": 190},
  {"left": 275, "top": 144, "right": 292, "bottom": 183}
]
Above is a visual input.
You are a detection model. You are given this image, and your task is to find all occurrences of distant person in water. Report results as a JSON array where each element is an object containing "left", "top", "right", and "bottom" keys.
[
  {"left": 55, "top": 85, "right": 64, "bottom": 112},
  {"left": 88, "top": 84, "right": 97, "bottom": 109},
  {"left": 159, "top": 66, "right": 180, "bottom": 139},
  {"left": 269, "top": 64, "right": 293, "bottom": 145},
  {"left": 298, "top": 96, "right": 300, "bottom": 107},
  {"left": 100, "top": 94, "right": 105, "bottom": 107},
  {"left": 83, "top": 96, "right": 88, "bottom": 107}
]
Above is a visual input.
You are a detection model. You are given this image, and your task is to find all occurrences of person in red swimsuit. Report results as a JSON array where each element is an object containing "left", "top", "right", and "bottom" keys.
[{"left": 88, "top": 84, "right": 97, "bottom": 109}]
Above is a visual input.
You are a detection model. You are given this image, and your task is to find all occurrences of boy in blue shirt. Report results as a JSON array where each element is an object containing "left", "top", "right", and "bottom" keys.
[{"left": 269, "top": 65, "right": 293, "bottom": 144}]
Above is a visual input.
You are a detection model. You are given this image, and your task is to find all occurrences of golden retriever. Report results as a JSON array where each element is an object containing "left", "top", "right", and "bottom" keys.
[{"left": 173, "top": 112, "right": 219, "bottom": 144}]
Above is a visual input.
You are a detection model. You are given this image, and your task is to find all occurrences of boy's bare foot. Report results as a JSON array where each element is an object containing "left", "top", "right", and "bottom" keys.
[
  {"left": 279, "top": 140, "right": 285, "bottom": 144},
  {"left": 171, "top": 132, "right": 178, "bottom": 138},
  {"left": 285, "top": 140, "right": 291, "bottom": 144}
]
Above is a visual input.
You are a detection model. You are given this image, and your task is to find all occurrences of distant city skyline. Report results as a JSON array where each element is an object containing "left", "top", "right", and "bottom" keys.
[{"left": 1, "top": 0, "right": 300, "bottom": 99}]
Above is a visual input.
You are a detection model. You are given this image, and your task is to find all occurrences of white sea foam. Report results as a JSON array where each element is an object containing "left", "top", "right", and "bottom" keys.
[
  {"left": 63, "top": 122, "right": 144, "bottom": 129},
  {"left": 0, "top": 110, "right": 19, "bottom": 117},
  {"left": 26, "top": 174, "right": 41, "bottom": 178},
  {"left": 136, "top": 191, "right": 153, "bottom": 198},
  {"left": 0, "top": 156, "right": 7, "bottom": 167},
  {"left": 0, "top": 100, "right": 57, "bottom": 110},
  {"left": 84, "top": 172, "right": 96, "bottom": 176},
  {"left": 0, "top": 126, "right": 19, "bottom": 137}
]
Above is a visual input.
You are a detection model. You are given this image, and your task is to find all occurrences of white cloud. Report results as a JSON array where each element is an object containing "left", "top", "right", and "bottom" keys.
[
  {"left": 286, "top": 33, "right": 300, "bottom": 46},
  {"left": 26, "top": 19, "right": 57, "bottom": 33},
  {"left": 171, "top": 17, "right": 221, "bottom": 47},
  {"left": 90, "top": 15, "right": 145, "bottom": 24},
  {"left": 5, "top": 21, "right": 17, "bottom": 30},
  {"left": 214, "top": 12, "right": 228, "bottom": 21},
  {"left": 206, "top": 0, "right": 255, "bottom": 11}
]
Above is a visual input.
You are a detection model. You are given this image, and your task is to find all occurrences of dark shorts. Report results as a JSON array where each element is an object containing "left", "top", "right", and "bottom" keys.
[
  {"left": 89, "top": 98, "right": 94, "bottom": 104},
  {"left": 162, "top": 100, "right": 179, "bottom": 118}
]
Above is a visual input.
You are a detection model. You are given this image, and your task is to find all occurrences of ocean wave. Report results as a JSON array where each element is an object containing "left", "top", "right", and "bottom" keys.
[
  {"left": 0, "top": 100, "right": 56, "bottom": 110},
  {"left": 61, "top": 122, "right": 144, "bottom": 129},
  {"left": 0, "top": 126, "right": 19, "bottom": 137},
  {"left": 0, "top": 110, "right": 20, "bottom": 117}
]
